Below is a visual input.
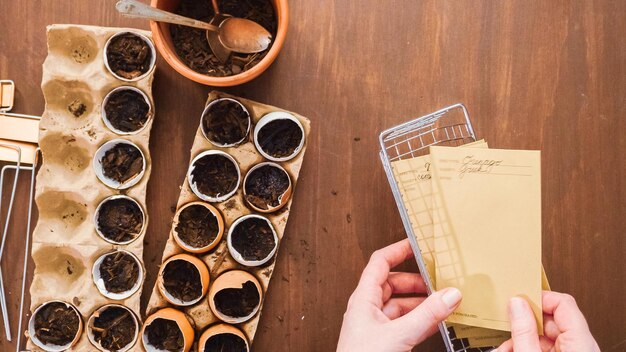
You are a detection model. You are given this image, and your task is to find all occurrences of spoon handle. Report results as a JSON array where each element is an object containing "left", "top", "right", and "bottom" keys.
[{"left": 116, "top": 0, "right": 218, "bottom": 32}]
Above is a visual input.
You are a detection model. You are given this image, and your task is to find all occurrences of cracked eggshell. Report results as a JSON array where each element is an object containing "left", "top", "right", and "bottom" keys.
[
  {"left": 172, "top": 201, "right": 225, "bottom": 254},
  {"left": 243, "top": 162, "right": 292, "bottom": 213},
  {"left": 94, "top": 194, "right": 146, "bottom": 245},
  {"left": 157, "top": 254, "right": 210, "bottom": 306},
  {"left": 253, "top": 111, "right": 305, "bottom": 162},
  {"left": 198, "top": 324, "right": 250, "bottom": 352},
  {"left": 208, "top": 270, "right": 263, "bottom": 324},
  {"left": 101, "top": 85, "right": 153, "bottom": 135},
  {"left": 28, "top": 300, "right": 83, "bottom": 352},
  {"left": 200, "top": 97, "right": 251, "bottom": 147},
  {"left": 103, "top": 31, "right": 157, "bottom": 82},
  {"left": 93, "top": 139, "right": 146, "bottom": 190},
  {"left": 227, "top": 214, "right": 278, "bottom": 267},
  {"left": 187, "top": 150, "right": 241, "bottom": 203},
  {"left": 142, "top": 308, "right": 194, "bottom": 352},
  {"left": 87, "top": 304, "right": 140, "bottom": 352},
  {"left": 92, "top": 249, "right": 145, "bottom": 300}
]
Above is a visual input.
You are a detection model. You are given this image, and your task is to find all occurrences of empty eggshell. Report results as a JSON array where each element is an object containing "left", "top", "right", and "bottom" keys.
[
  {"left": 208, "top": 270, "right": 263, "bottom": 324},
  {"left": 92, "top": 249, "right": 145, "bottom": 300},
  {"left": 172, "top": 201, "right": 225, "bottom": 254},
  {"left": 142, "top": 308, "right": 194, "bottom": 352},
  {"left": 198, "top": 323, "right": 250, "bottom": 352},
  {"left": 87, "top": 304, "right": 140, "bottom": 352},
  {"left": 157, "top": 254, "right": 210, "bottom": 306},
  {"left": 243, "top": 162, "right": 292, "bottom": 213},
  {"left": 28, "top": 300, "right": 83, "bottom": 352}
]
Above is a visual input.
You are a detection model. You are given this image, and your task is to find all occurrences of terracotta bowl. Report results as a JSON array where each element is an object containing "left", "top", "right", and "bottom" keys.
[{"left": 149, "top": 0, "right": 289, "bottom": 86}]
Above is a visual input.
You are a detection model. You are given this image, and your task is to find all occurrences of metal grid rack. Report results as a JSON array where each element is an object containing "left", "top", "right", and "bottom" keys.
[{"left": 379, "top": 104, "right": 495, "bottom": 352}]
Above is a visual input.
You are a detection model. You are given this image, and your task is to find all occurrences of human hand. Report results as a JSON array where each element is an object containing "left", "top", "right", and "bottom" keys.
[
  {"left": 337, "top": 239, "right": 462, "bottom": 352},
  {"left": 497, "top": 291, "right": 600, "bottom": 352}
]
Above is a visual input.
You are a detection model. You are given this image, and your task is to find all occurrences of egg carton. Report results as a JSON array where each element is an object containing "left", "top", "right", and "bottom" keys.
[
  {"left": 145, "top": 91, "right": 310, "bottom": 348},
  {"left": 28, "top": 24, "right": 156, "bottom": 351}
]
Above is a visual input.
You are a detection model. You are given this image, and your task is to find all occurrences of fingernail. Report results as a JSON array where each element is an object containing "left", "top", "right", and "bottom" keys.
[
  {"left": 510, "top": 297, "right": 526, "bottom": 319},
  {"left": 442, "top": 288, "right": 462, "bottom": 309}
]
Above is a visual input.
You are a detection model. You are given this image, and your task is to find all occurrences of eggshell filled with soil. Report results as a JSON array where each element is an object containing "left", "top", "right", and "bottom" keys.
[
  {"left": 243, "top": 162, "right": 292, "bottom": 213},
  {"left": 101, "top": 85, "right": 153, "bottom": 135},
  {"left": 253, "top": 111, "right": 305, "bottom": 162},
  {"left": 157, "top": 254, "right": 210, "bottom": 306},
  {"left": 103, "top": 31, "right": 156, "bottom": 82},
  {"left": 93, "top": 139, "right": 146, "bottom": 190},
  {"left": 94, "top": 194, "right": 146, "bottom": 245},
  {"left": 87, "top": 304, "right": 140, "bottom": 352},
  {"left": 172, "top": 201, "right": 224, "bottom": 253},
  {"left": 208, "top": 270, "right": 263, "bottom": 324},
  {"left": 28, "top": 300, "right": 83, "bottom": 351},
  {"left": 198, "top": 323, "right": 250, "bottom": 352},
  {"left": 227, "top": 214, "right": 278, "bottom": 267},
  {"left": 187, "top": 150, "right": 240, "bottom": 202},
  {"left": 142, "top": 308, "right": 194, "bottom": 352},
  {"left": 92, "top": 249, "right": 145, "bottom": 300},
  {"left": 200, "top": 98, "right": 251, "bottom": 147}
]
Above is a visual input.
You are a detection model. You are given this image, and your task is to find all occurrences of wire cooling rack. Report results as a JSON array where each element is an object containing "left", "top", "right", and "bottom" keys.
[{"left": 379, "top": 104, "right": 495, "bottom": 352}]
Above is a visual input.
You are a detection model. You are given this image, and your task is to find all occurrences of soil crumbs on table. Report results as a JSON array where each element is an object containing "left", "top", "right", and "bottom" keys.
[
  {"left": 191, "top": 154, "right": 238, "bottom": 198},
  {"left": 101, "top": 143, "right": 143, "bottom": 183},
  {"left": 203, "top": 99, "right": 249, "bottom": 145},
  {"left": 171, "top": 0, "right": 277, "bottom": 76},
  {"left": 204, "top": 333, "right": 247, "bottom": 352},
  {"left": 163, "top": 260, "right": 202, "bottom": 302},
  {"left": 106, "top": 33, "right": 152, "bottom": 80},
  {"left": 146, "top": 318, "right": 184, "bottom": 351},
  {"left": 98, "top": 197, "right": 143, "bottom": 243},
  {"left": 257, "top": 119, "right": 303, "bottom": 158},
  {"left": 231, "top": 217, "right": 275, "bottom": 260},
  {"left": 175, "top": 204, "right": 219, "bottom": 248},
  {"left": 214, "top": 280, "right": 260, "bottom": 318},
  {"left": 245, "top": 165, "right": 289, "bottom": 210},
  {"left": 104, "top": 89, "right": 150, "bottom": 132},
  {"left": 34, "top": 302, "right": 79, "bottom": 346},
  {"left": 91, "top": 306, "right": 136, "bottom": 351},
  {"left": 100, "top": 251, "right": 140, "bottom": 293}
]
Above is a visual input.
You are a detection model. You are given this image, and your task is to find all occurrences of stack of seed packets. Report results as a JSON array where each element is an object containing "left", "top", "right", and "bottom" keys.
[{"left": 391, "top": 140, "right": 549, "bottom": 348}]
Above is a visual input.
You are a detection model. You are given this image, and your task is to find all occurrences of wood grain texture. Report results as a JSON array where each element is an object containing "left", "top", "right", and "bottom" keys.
[{"left": 1, "top": 1, "right": 625, "bottom": 351}]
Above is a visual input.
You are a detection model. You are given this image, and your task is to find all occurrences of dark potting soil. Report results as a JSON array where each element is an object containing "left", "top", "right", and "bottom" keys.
[
  {"left": 175, "top": 204, "right": 219, "bottom": 248},
  {"left": 202, "top": 99, "right": 249, "bottom": 145},
  {"left": 257, "top": 119, "right": 303, "bottom": 158},
  {"left": 204, "top": 333, "right": 247, "bottom": 352},
  {"left": 244, "top": 165, "right": 289, "bottom": 210},
  {"left": 106, "top": 33, "right": 152, "bottom": 80},
  {"left": 145, "top": 318, "right": 184, "bottom": 351},
  {"left": 91, "top": 306, "right": 136, "bottom": 351},
  {"left": 34, "top": 302, "right": 80, "bottom": 346},
  {"left": 231, "top": 217, "right": 275, "bottom": 261},
  {"left": 171, "top": 0, "right": 277, "bottom": 76},
  {"left": 162, "top": 260, "right": 202, "bottom": 302},
  {"left": 190, "top": 154, "right": 238, "bottom": 198},
  {"left": 97, "top": 197, "right": 143, "bottom": 243},
  {"left": 100, "top": 251, "right": 140, "bottom": 293},
  {"left": 101, "top": 143, "right": 143, "bottom": 184},
  {"left": 104, "top": 89, "right": 150, "bottom": 132},
  {"left": 214, "top": 280, "right": 260, "bottom": 318}
]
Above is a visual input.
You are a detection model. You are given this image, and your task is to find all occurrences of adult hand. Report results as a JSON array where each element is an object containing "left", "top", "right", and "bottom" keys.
[
  {"left": 497, "top": 291, "right": 600, "bottom": 352},
  {"left": 337, "top": 239, "right": 462, "bottom": 352}
]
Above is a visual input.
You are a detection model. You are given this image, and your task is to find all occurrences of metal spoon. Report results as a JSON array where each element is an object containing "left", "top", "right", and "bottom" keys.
[
  {"left": 207, "top": 0, "right": 232, "bottom": 63},
  {"left": 116, "top": 0, "right": 272, "bottom": 54}
]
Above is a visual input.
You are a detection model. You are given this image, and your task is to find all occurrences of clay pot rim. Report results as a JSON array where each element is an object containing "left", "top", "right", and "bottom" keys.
[
  {"left": 94, "top": 194, "right": 146, "bottom": 245},
  {"left": 149, "top": 0, "right": 289, "bottom": 87},
  {"left": 157, "top": 254, "right": 210, "bottom": 306},
  {"left": 243, "top": 161, "right": 292, "bottom": 213},
  {"left": 172, "top": 201, "right": 225, "bottom": 254},
  {"left": 198, "top": 323, "right": 250, "bottom": 352},
  {"left": 28, "top": 300, "right": 83, "bottom": 352},
  {"left": 208, "top": 270, "right": 263, "bottom": 324},
  {"left": 200, "top": 97, "right": 252, "bottom": 148},
  {"left": 86, "top": 304, "right": 140, "bottom": 352},
  {"left": 93, "top": 139, "right": 147, "bottom": 190},
  {"left": 187, "top": 150, "right": 241, "bottom": 203},
  {"left": 103, "top": 31, "right": 157, "bottom": 82},
  {"left": 141, "top": 308, "right": 194, "bottom": 352},
  {"left": 101, "top": 85, "right": 154, "bottom": 136},
  {"left": 227, "top": 214, "right": 278, "bottom": 267},
  {"left": 253, "top": 111, "right": 305, "bottom": 162},
  {"left": 92, "top": 249, "right": 146, "bottom": 300}
]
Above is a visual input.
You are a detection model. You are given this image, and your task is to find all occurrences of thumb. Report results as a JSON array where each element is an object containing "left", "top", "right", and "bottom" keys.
[
  {"left": 508, "top": 296, "right": 541, "bottom": 351},
  {"left": 392, "top": 287, "right": 462, "bottom": 345}
]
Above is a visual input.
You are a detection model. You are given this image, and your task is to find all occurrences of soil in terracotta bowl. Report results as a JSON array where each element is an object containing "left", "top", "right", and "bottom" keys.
[
  {"left": 171, "top": 0, "right": 277, "bottom": 76},
  {"left": 106, "top": 33, "right": 152, "bottom": 80},
  {"left": 204, "top": 333, "right": 247, "bottom": 352},
  {"left": 162, "top": 260, "right": 202, "bottom": 302},
  {"left": 104, "top": 89, "right": 150, "bottom": 132},
  {"left": 214, "top": 281, "right": 260, "bottom": 318},
  {"left": 231, "top": 218, "right": 275, "bottom": 261},
  {"left": 97, "top": 198, "right": 143, "bottom": 243},
  {"left": 245, "top": 165, "right": 289, "bottom": 210},
  {"left": 34, "top": 302, "right": 80, "bottom": 346},
  {"left": 100, "top": 251, "right": 140, "bottom": 294},
  {"left": 202, "top": 100, "right": 249, "bottom": 145},
  {"left": 145, "top": 318, "right": 184, "bottom": 351},
  {"left": 101, "top": 143, "right": 143, "bottom": 183},
  {"left": 91, "top": 306, "right": 136, "bottom": 350},
  {"left": 257, "top": 119, "right": 303, "bottom": 158},
  {"left": 175, "top": 205, "right": 219, "bottom": 248},
  {"left": 190, "top": 154, "right": 238, "bottom": 199}
]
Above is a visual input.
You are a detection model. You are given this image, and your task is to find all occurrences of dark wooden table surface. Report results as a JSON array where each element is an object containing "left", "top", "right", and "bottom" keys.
[{"left": 1, "top": 1, "right": 625, "bottom": 351}]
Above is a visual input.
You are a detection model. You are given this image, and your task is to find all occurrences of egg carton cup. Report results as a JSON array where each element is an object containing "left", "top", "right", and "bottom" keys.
[
  {"left": 146, "top": 91, "right": 310, "bottom": 345},
  {"left": 29, "top": 24, "right": 156, "bottom": 351}
]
